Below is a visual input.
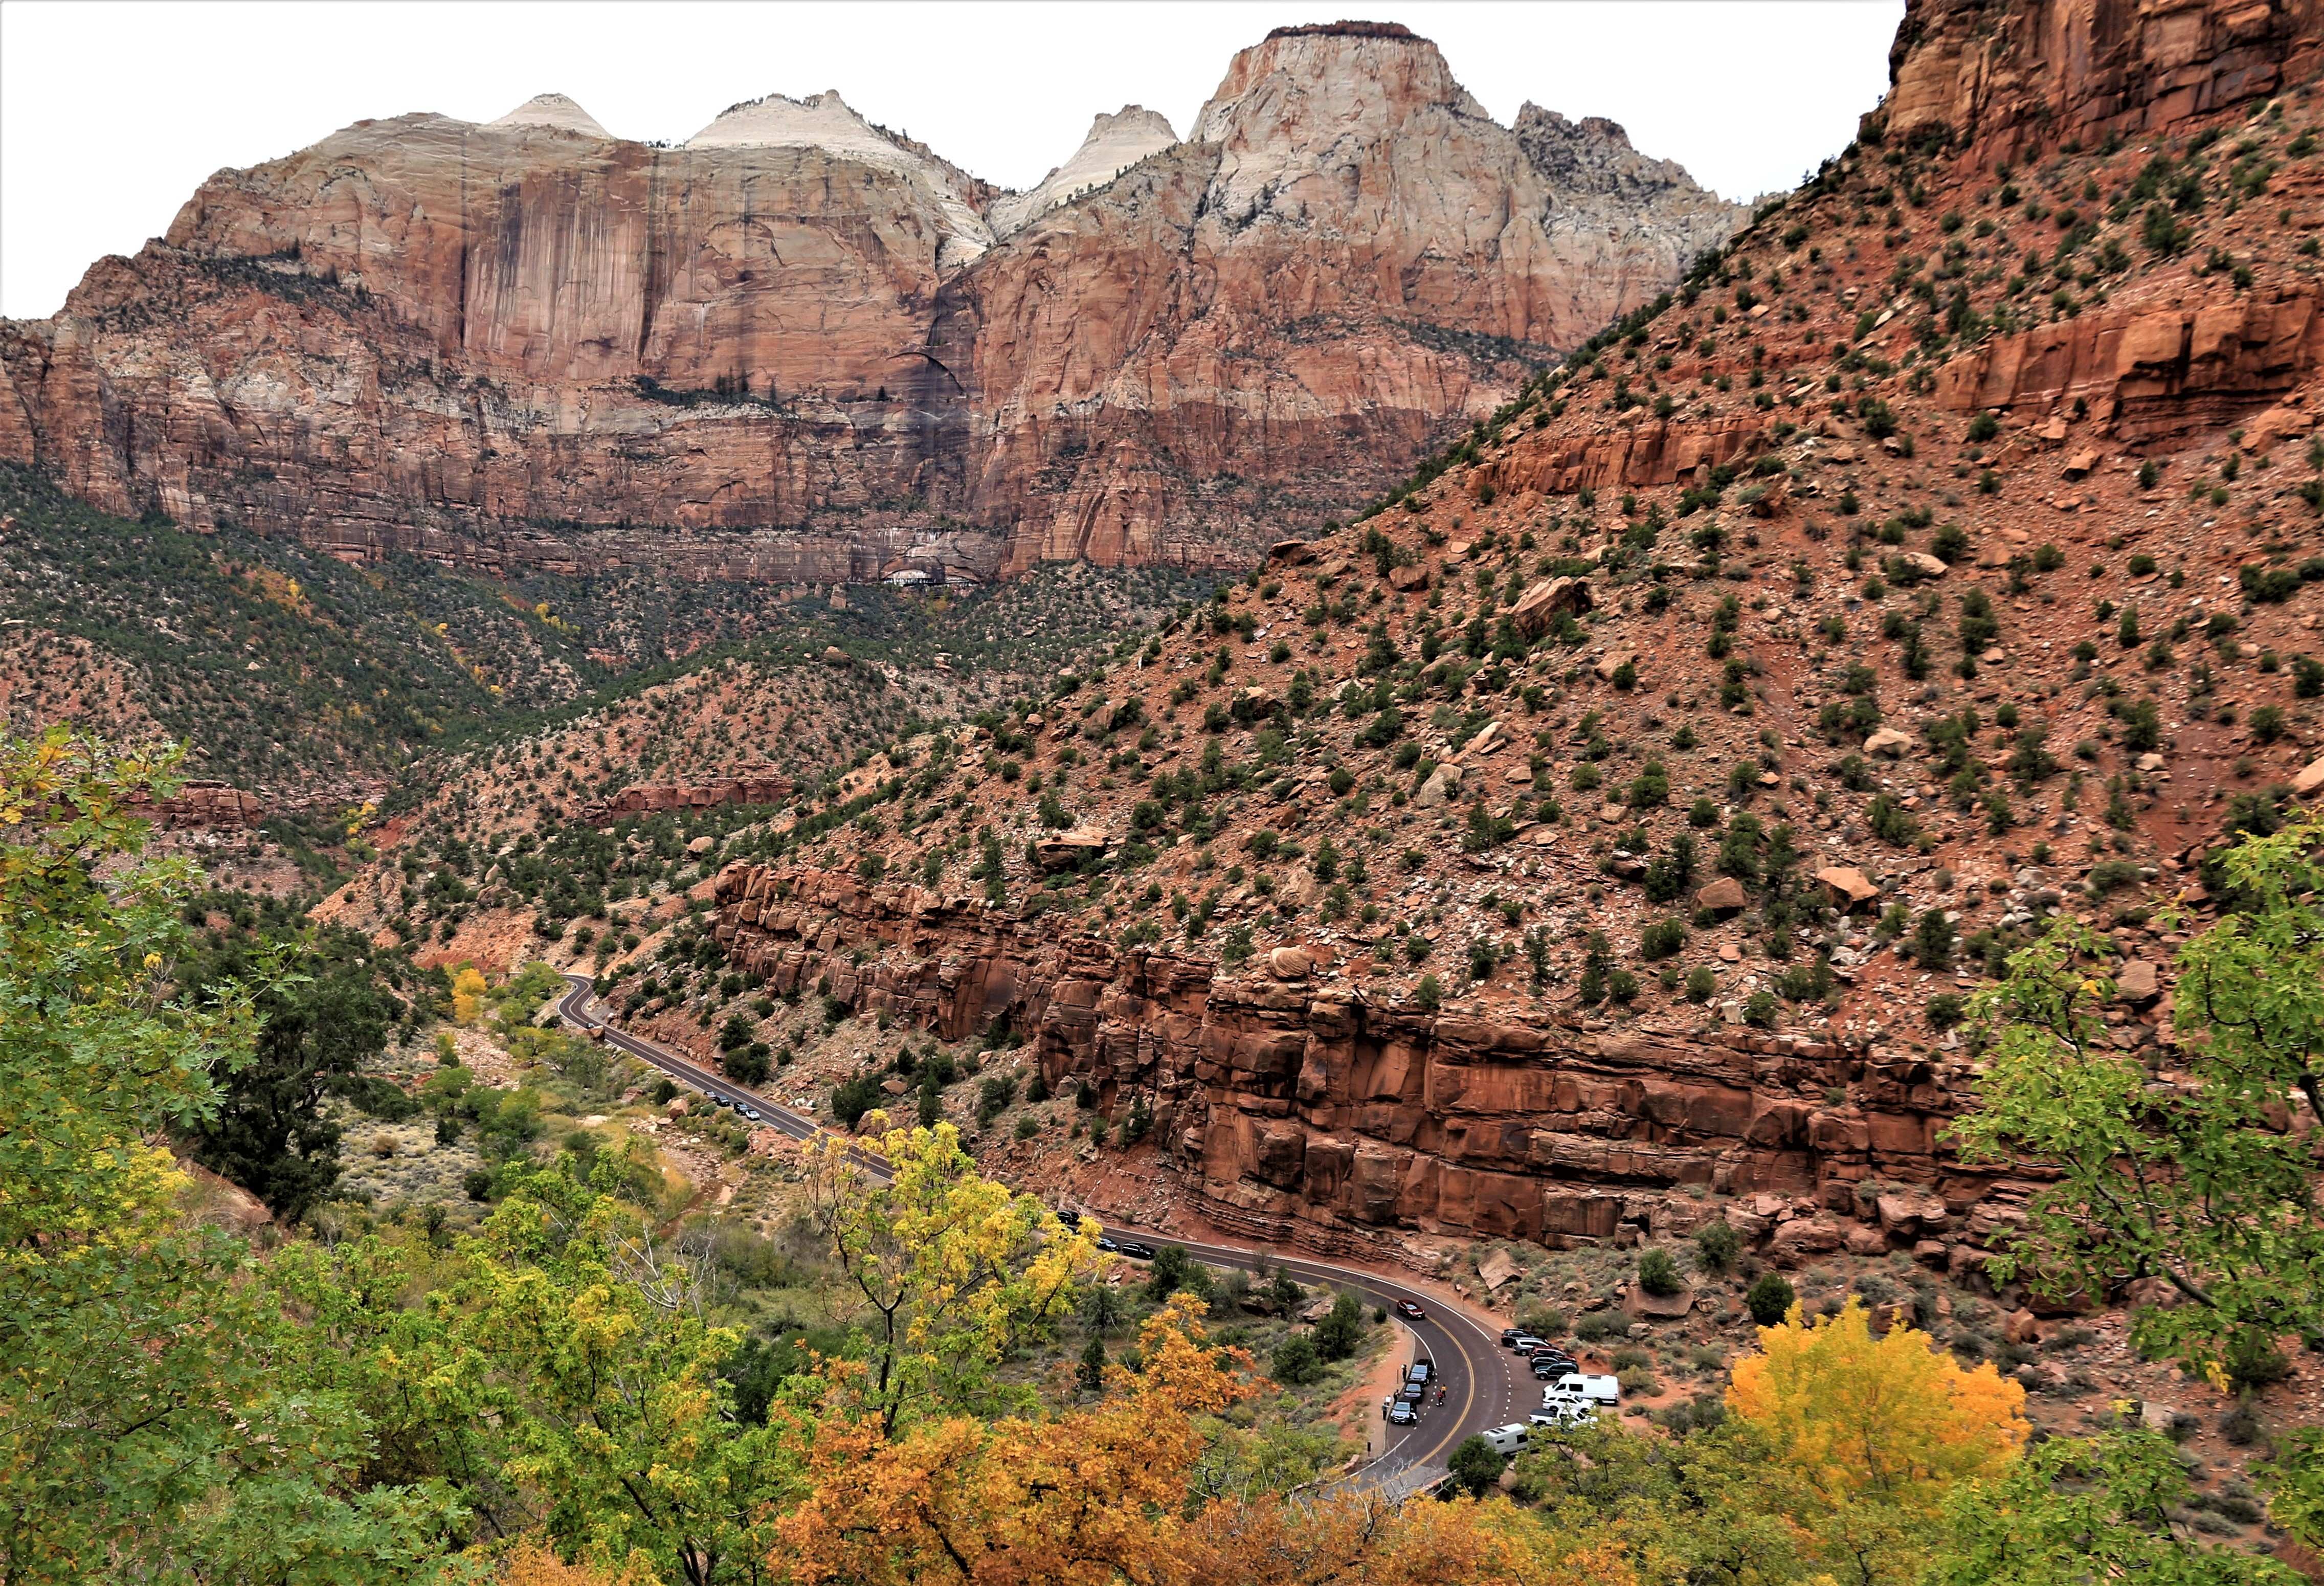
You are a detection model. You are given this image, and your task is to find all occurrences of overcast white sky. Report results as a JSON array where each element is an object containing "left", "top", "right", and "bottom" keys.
[{"left": 0, "top": 1, "right": 1904, "bottom": 320}]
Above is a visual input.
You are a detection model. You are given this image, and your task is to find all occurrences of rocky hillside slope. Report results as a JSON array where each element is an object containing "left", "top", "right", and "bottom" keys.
[
  {"left": 0, "top": 23, "right": 1743, "bottom": 582},
  {"left": 608, "top": 0, "right": 2324, "bottom": 1270}
]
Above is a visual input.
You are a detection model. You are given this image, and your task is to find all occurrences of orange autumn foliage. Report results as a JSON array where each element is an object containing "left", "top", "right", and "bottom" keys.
[
  {"left": 776, "top": 1294, "right": 1247, "bottom": 1586},
  {"left": 775, "top": 1295, "right": 1618, "bottom": 1586},
  {"left": 499, "top": 1539, "right": 658, "bottom": 1585},
  {"left": 1171, "top": 1492, "right": 1641, "bottom": 1586},
  {"left": 1727, "top": 1296, "right": 2028, "bottom": 1511}
]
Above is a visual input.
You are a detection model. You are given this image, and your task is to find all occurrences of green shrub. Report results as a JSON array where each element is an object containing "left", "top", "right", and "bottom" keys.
[
  {"left": 1270, "top": 1333, "right": 1324, "bottom": 1386},
  {"left": 1573, "top": 1310, "right": 1627, "bottom": 1344},
  {"left": 1746, "top": 1272, "right": 1796, "bottom": 1326},
  {"left": 1694, "top": 1220, "right": 1741, "bottom": 1275},
  {"left": 1638, "top": 1248, "right": 1685, "bottom": 1297}
]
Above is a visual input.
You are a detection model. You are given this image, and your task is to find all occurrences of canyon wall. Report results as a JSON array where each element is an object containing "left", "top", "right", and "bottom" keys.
[
  {"left": 1876, "top": 0, "right": 2324, "bottom": 171},
  {"left": 0, "top": 24, "right": 1745, "bottom": 582},
  {"left": 711, "top": 864, "right": 2027, "bottom": 1267}
]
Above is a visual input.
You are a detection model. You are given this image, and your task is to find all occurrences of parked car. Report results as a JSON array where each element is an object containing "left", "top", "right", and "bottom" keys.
[
  {"left": 1396, "top": 1300, "right": 1426, "bottom": 1321},
  {"left": 1530, "top": 1355, "right": 1578, "bottom": 1380},
  {"left": 1529, "top": 1404, "right": 1596, "bottom": 1429},
  {"left": 741, "top": 1106, "right": 763, "bottom": 1122},
  {"left": 1508, "top": 1334, "right": 1545, "bottom": 1352},
  {"left": 1482, "top": 1423, "right": 1530, "bottom": 1456},
  {"left": 1116, "top": 1241, "right": 1157, "bottom": 1261},
  {"left": 1397, "top": 1382, "right": 1424, "bottom": 1404},
  {"left": 1406, "top": 1361, "right": 1431, "bottom": 1385},
  {"left": 1388, "top": 1401, "right": 1418, "bottom": 1426},
  {"left": 706, "top": 1092, "right": 729, "bottom": 1108},
  {"left": 1500, "top": 1328, "right": 1525, "bottom": 1347},
  {"left": 1094, "top": 1236, "right": 1121, "bottom": 1254}
]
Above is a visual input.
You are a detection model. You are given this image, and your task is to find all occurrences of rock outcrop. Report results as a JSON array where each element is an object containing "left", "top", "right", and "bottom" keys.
[
  {"left": 131, "top": 779, "right": 267, "bottom": 828},
  {"left": 711, "top": 863, "right": 2020, "bottom": 1262},
  {"left": 1874, "top": 0, "right": 2323, "bottom": 171},
  {"left": 578, "top": 767, "right": 797, "bottom": 826},
  {"left": 0, "top": 26, "right": 1745, "bottom": 581}
]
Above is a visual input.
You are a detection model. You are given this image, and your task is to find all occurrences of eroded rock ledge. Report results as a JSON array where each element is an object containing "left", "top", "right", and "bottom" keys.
[{"left": 712, "top": 861, "right": 2039, "bottom": 1271}]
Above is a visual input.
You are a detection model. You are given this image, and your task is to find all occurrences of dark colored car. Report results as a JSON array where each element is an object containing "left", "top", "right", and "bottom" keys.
[
  {"left": 1396, "top": 1300, "right": 1426, "bottom": 1321},
  {"left": 1500, "top": 1328, "right": 1525, "bottom": 1346},
  {"left": 1116, "top": 1241, "right": 1157, "bottom": 1261},
  {"left": 1397, "top": 1382, "right": 1424, "bottom": 1404},
  {"left": 1387, "top": 1401, "right": 1418, "bottom": 1426},
  {"left": 1094, "top": 1236, "right": 1121, "bottom": 1254}
]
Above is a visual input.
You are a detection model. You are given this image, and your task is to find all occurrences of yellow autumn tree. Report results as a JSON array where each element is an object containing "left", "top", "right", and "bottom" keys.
[
  {"left": 1729, "top": 1296, "right": 2028, "bottom": 1499},
  {"left": 1174, "top": 1492, "right": 1642, "bottom": 1586},
  {"left": 451, "top": 964, "right": 489, "bottom": 1023},
  {"left": 804, "top": 1121, "right": 1105, "bottom": 1432},
  {"left": 1726, "top": 1296, "right": 2027, "bottom": 1583},
  {"left": 500, "top": 1539, "right": 660, "bottom": 1585}
]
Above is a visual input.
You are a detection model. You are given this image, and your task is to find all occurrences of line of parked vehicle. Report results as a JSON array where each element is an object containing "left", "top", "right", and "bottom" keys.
[
  {"left": 1478, "top": 1327, "right": 1623, "bottom": 1453},
  {"left": 1386, "top": 1355, "right": 1436, "bottom": 1426},
  {"left": 701, "top": 1090, "right": 765, "bottom": 1123}
]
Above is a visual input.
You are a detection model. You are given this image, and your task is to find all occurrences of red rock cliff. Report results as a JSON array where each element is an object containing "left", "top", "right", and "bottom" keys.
[
  {"left": 712, "top": 864, "right": 2025, "bottom": 1266},
  {"left": 0, "top": 28, "right": 1744, "bottom": 581}
]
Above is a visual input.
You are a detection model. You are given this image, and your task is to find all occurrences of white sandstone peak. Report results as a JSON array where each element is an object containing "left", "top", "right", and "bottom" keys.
[
  {"left": 687, "top": 88, "right": 892, "bottom": 158},
  {"left": 686, "top": 89, "right": 992, "bottom": 267},
  {"left": 487, "top": 93, "right": 612, "bottom": 140},
  {"left": 991, "top": 106, "right": 1178, "bottom": 237}
]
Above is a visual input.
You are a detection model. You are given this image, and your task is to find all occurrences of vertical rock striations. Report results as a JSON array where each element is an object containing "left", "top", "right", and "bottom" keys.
[{"left": 0, "top": 27, "right": 1747, "bottom": 580}]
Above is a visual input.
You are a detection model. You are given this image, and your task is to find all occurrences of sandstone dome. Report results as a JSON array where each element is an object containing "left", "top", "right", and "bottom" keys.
[
  {"left": 990, "top": 106, "right": 1178, "bottom": 237},
  {"left": 486, "top": 93, "right": 612, "bottom": 140}
]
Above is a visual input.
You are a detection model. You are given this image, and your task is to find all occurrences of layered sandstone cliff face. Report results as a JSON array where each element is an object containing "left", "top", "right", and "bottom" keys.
[
  {"left": 710, "top": 865, "right": 2012, "bottom": 1263},
  {"left": 0, "top": 24, "right": 1745, "bottom": 582}
]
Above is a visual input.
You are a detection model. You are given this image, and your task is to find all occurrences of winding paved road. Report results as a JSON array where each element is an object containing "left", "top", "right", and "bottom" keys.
[{"left": 555, "top": 973, "right": 1527, "bottom": 1493}]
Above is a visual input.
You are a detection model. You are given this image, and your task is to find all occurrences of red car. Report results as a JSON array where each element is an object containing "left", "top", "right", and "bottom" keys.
[{"left": 1396, "top": 1300, "right": 1426, "bottom": 1321}]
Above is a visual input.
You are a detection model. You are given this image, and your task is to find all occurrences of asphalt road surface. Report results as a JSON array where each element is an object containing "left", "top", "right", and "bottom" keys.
[{"left": 555, "top": 973, "right": 1529, "bottom": 1492}]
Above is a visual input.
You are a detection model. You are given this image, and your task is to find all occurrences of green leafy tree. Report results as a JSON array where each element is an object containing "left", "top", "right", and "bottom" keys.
[
  {"left": 1312, "top": 1290, "right": 1365, "bottom": 1360},
  {"left": 1447, "top": 1434, "right": 1505, "bottom": 1498},
  {"left": 1269, "top": 1333, "right": 1324, "bottom": 1387},
  {"left": 1746, "top": 1272, "right": 1796, "bottom": 1327},
  {"left": 177, "top": 926, "right": 401, "bottom": 1220},
  {"left": 0, "top": 728, "right": 461, "bottom": 1580},
  {"left": 1934, "top": 1430, "right": 2297, "bottom": 1586},
  {"left": 1955, "top": 812, "right": 2324, "bottom": 1544}
]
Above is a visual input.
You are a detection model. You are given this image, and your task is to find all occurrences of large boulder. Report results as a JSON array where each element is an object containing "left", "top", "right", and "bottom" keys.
[
  {"left": 1415, "top": 762, "right": 1464, "bottom": 808},
  {"left": 1768, "top": 1216, "right": 1844, "bottom": 1265},
  {"left": 1814, "top": 866, "right": 1880, "bottom": 910},
  {"left": 1032, "top": 830, "right": 1107, "bottom": 870},
  {"left": 1623, "top": 1282, "right": 1695, "bottom": 1320},
  {"left": 1694, "top": 876, "right": 1747, "bottom": 913},
  {"left": 1511, "top": 575, "right": 1593, "bottom": 636}
]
